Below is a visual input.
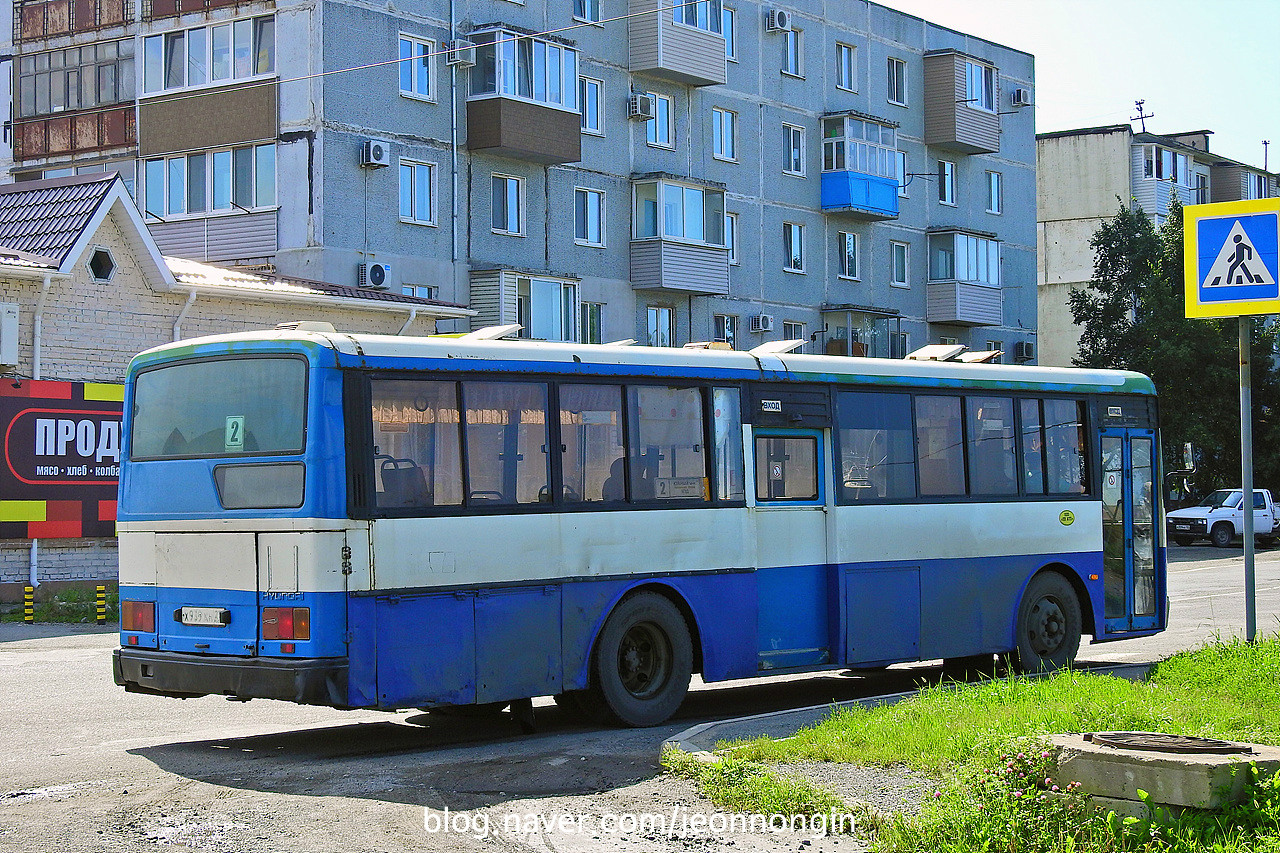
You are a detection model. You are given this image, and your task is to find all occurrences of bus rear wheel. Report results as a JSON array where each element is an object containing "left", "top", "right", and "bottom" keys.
[
  {"left": 1011, "top": 572, "right": 1081, "bottom": 673},
  {"left": 592, "top": 592, "right": 692, "bottom": 727}
]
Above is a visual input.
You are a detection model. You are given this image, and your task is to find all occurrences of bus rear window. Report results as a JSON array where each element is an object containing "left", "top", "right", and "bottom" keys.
[{"left": 131, "top": 357, "right": 307, "bottom": 460}]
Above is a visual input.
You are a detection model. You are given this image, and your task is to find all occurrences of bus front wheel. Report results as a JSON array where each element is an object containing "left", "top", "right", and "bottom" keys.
[
  {"left": 592, "top": 592, "right": 693, "bottom": 727},
  {"left": 1011, "top": 573, "right": 1081, "bottom": 673}
]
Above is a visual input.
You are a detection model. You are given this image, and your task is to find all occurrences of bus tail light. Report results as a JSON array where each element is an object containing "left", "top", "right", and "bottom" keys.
[
  {"left": 262, "top": 607, "right": 310, "bottom": 641},
  {"left": 121, "top": 600, "right": 155, "bottom": 633}
]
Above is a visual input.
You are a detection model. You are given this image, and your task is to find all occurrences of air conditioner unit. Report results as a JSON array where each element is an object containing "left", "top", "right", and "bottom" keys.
[
  {"left": 1011, "top": 87, "right": 1033, "bottom": 107},
  {"left": 358, "top": 262, "right": 394, "bottom": 290},
  {"left": 360, "top": 138, "right": 392, "bottom": 168},
  {"left": 1013, "top": 340, "right": 1035, "bottom": 363},
  {"left": 444, "top": 39, "right": 476, "bottom": 67},
  {"left": 628, "top": 93, "right": 657, "bottom": 120},
  {"left": 750, "top": 314, "right": 775, "bottom": 333},
  {"left": 765, "top": 9, "right": 792, "bottom": 32}
]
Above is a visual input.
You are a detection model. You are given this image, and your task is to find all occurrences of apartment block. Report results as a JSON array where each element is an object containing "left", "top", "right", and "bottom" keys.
[
  {"left": 1038, "top": 125, "right": 1280, "bottom": 367},
  {"left": 7, "top": 0, "right": 1037, "bottom": 361}
]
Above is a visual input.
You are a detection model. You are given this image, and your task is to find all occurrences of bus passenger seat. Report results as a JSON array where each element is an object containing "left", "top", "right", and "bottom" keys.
[{"left": 380, "top": 460, "right": 433, "bottom": 507}]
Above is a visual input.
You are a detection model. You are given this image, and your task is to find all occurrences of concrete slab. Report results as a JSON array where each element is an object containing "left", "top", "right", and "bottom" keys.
[{"left": 1051, "top": 733, "right": 1280, "bottom": 810}]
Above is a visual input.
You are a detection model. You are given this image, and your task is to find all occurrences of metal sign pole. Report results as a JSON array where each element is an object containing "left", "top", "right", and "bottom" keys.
[{"left": 1240, "top": 316, "right": 1257, "bottom": 643}]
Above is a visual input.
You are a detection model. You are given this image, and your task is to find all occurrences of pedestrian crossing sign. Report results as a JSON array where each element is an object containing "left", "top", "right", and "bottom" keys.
[{"left": 1185, "top": 198, "right": 1280, "bottom": 318}]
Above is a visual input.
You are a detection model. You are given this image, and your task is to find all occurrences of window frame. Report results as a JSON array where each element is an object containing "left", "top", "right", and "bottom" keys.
[
  {"left": 835, "top": 42, "right": 856, "bottom": 92},
  {"left": 398, "top": 159, "right": 437, "bottom": 226},
  {"left": 646, "top": 92, "right": 675, "bottom": 149},
  {"left": 142, "top": 14, "right": 275, "bottom": 96},
  {"left": 783, "top": 123, "right": 806, "bottom": 176},
  {"left": 782, "top": 221, "right": 805, "bottom": 273},
  {"left": 782, "top": 28, "right": 804, "bottom": 78},
  {"left": 723, "top": 7, "right": 737, "bottom": 61},
  {"left": 712, "top": 107, "right": 737, "bottom": 162},
  {"left": 887, "top": 57, "right": 907, "bottom": 106},
  {"left": 890, "top": 240, "right": 909, "bottom": 288},
  {"left": 964, "top": 59, "right": 996, "bottom": 113},
  {"left": 398, "top": 34, "right": 436, "bottom": 102},
  {"left": 725, "top": 211, "right": 739, "bottom": 265},
  {"left": 838, "top": 230, "right": 859, "bottom": 280},
  {"left": 573, "top": 0, "right": 602, "bottom": 24},
  {"left": 141, "top": 142, "right": 277, "bottom": 220},
  {"left": 492, "top": 173, "right": 525, "bottom": 236},
  {"left": 986, "top": 170, "right": 1003, "bottom": 214},
  {"left": 574, "top": 186, "right": 606, "bottom": 247},
  {"left": 938, "top": 159, "right": 956, "bottom": 206},
  {"left": 713, "top": 313, "right": 738, "bottom": 348},
  {"left": 579, "top": 76, "right": 603, "bottom": 135}
]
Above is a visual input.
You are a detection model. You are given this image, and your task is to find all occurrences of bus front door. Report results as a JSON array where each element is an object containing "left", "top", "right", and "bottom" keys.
[
  {"left": 752, "top": 428, "right": 832, "bottom": 670},
  {"left": 1100, "top": 429, "right": 1160, "bottom": 633}
]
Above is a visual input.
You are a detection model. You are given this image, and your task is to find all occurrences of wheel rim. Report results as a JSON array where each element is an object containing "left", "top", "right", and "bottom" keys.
[
  {"left": 1027, "top": 595, "right": 1066, "bottom": 656},
  {"left": 616, "top": 621, "right": 672, "bottom": 700}
]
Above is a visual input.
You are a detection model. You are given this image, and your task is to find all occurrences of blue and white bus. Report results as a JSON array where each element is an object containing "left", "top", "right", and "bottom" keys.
[{"left": 113, "top": 326, "right": 1165, "bottom": 726}]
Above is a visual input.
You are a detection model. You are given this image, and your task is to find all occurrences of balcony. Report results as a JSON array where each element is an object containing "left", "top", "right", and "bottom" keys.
[
  {"left": 630, "top": 174, "right": 729, "bottom": 295},
  {"left": 926, "top": 230, "right": 1002, "bottom": 327},
  {"left": 628, "top": 0, "right": 727, "bottom": 87},
  {"left": 821, "top": 113, "right": 900, "bottom": 220},
  {"left": 923, "top": 50, "right": 1000, "bottom": 155},
  {"left": 468, "top": 28, "right": 582, "bottom": 165}
]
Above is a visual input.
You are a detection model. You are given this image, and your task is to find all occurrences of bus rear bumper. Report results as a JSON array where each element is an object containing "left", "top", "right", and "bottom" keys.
[{"left": 114, "top": 648, "right": 349, "bottom": 707}]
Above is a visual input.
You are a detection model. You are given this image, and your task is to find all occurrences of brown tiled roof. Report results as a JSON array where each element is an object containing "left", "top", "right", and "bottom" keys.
[{"left": 0, "top": 173, "right": 118, "bottom": 266}]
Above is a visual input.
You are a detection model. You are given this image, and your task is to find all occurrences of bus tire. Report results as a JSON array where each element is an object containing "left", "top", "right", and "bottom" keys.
[
  {"left": 1011, "top": 572, "right": 1081, "bottom": 673},
  {"left": 592, "top": 592, "right": 693, "bottom": 727}
]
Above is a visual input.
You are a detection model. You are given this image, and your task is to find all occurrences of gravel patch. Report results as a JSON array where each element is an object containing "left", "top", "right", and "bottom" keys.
[{"left": 771, "top": 762, "right": 936, "bottom": 816}]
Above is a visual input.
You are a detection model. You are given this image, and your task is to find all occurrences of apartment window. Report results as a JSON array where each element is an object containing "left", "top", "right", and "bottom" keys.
[
  {"left": 1194, "top": 173, "right": 1209, "bottom": 205},
  {"left": 938, "top": 160, "right": 955, "bottom": 205},
  {"left": 938, "top": 336, "right": 959, "bottom": 346},
  {"left": 891, "top": 241, "right": 908, "bottom": 287},
  {"left": 712, "top": 108, "right": 736, "bottom": 161},
  {"left": 835, "top": 43, "right": 855, "bottom": 91},
  {"left": 574, "top": 0, "right": 601, "bottom": 23},
  {"left": 896, "top": 150, "right": 908, "bottom": 197},
  {"left": 517, "top": 277, "right": 578, "bottom": 342},
  {"left": 714, "top": 314, "right": 738, "bottom": 348},
  {"left": 838, "top": 231, "right": 859, "bottom": 280},
  {"left": 985, "top": 340, "right": 1003, "bottom": 363},
  {"left": 574, "top": 187, "right": 605, "bottom": 246},
  {"left": 398, "top": 160, "right": 436, "bottom": 225},
  {"left": 18, "top": 40, "right": 136, "bottom": 118},
  {"left": 783, "top": 321, "right": 805, "bottom": 344},
  {"left": 822, "top": 116, "right": 895, "bottom": 177},
  {"left": 1247, "top": 173, "right": 1268, "bottom": 199},
  {"left": 398, "top": 36, "right": 434, "bottom": 100},
  {"left": 783, "top": 29, "right": 803, "bottom": 77},
  {"left": 142, "top": 143, "right": 276, "bottom": 218},
  {"left": 580, "top": 77, "right": 602, "bottom": 134},
  {"left": 929, "top": 232, "right": 1001, "bottom": 286},
  {"left": 402, "top": 284, "right": 440, "bottom": 300},
  {"left": 648, "top": 305, "right": 675, "bottom": 347},
  {"left": 492, "top": 174, "right": 524, "bottom": 235},
  {"left": 725, "top": 212, "right": 739, "bottom": 264},
  {"left": 723, "top": 8, "right": 737, "bottom": 60},
  {"left": 986, "top": 171, "right": 1003, "bottom": 214},
  {"left": 783, "top": 124, "right": 806, "bottom": 176},
  {"left": 1142, "top": 146, "right": 1192, "bottom": 186},
  {"left": 633, "top": 179, "right": 725, "bottom": 246},
  {"left": 580, "top": 302, "right": 604, "bottom": 344},
  {"left": 143, "top": 15, "right": 274, "bottom": 94},
  {"left": 647, "top": 93, "right": 674, "bottom": 148},
  {"left": 470, "top": 29, "right": 579, "bottom": 112},
  {"left": 887, "top": 57, "right": 907, "bottom": 105},
  {"left": 674, "top": 0, "right": 723, "bottom": 33},
  {"left": 783, "top": 222, "right": 805, "bottom": 272},
  {"left": 964, "top": 60, "right": 996, "bottom": 112}
]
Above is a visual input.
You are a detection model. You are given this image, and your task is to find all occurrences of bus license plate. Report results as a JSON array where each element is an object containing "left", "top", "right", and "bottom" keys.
[{"left": 180, "top": 606, "right": 229, "bottom": 627}]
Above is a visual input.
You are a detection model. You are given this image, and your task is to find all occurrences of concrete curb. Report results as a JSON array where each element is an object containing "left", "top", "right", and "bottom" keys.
[{"left": 664, "top": 661, "right": 1157, "bottom": 759}]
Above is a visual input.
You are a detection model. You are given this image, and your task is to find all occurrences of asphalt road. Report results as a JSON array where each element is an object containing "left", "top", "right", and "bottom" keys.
[{"left": 1, "top": 544, "right": 1276, "bottom": 853}]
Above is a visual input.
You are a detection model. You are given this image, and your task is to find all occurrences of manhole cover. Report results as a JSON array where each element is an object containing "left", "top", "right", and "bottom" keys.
[{"left": 1084, "top": 731, "right": 1253, "bottom": 754}]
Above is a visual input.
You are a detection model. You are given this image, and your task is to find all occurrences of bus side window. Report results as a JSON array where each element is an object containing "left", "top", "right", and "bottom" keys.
[
  {"left": 915, "top": 395, "right": 964, "bottom": 497},
  {"left": 967, "top": 396, "right": 1017, "bottom": 497},
  {"left": 627, "top": 386, "right": 708, "bottom": 503},
  {"left": 559, "top": 384, "right": 625, "bottom": 503},
  {"left": 1045, "top": 399, "right": 1088, "bottom": 495},
  {"left": 712, "top": 388, "right": 745, "bottom": 502},
  {"left": 1020, "top": 398, "right": 1046, "bottom": 495},
  {"left": 369, "top": 379, "right": 463, "bottom": 510},
  {"left": 463, "top": 381, "right": 550, "bottom": 505},
  {"left": 835, "top": 390, "right": 916, "bottom": 502}
]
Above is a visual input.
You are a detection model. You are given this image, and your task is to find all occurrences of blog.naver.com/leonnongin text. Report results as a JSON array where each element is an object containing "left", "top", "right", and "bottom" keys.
[{"left": 423, "top": 806, "right": 861, "bottom": 840}]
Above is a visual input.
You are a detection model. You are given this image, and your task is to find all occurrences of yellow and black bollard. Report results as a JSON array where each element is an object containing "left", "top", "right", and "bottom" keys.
[
  {"left": 96, "top": 586, "right": 106, "bottom": 625},
  {"left": 23, "top": 586, "right": 33, "bottom": 623}
]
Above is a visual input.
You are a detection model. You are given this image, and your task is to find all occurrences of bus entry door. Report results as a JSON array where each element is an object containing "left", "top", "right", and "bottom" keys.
[
  {"left": 1100, "top": 429, "right": 1160, "bottom": 633},
  {"left": 753, "top": 428, "right": 832, "bottom": 670}
]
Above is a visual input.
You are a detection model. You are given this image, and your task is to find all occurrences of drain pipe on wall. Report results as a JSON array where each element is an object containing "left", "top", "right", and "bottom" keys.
[
  {"left": 397, "top": 308, "right": 418, "bottom": 335},
  {"left": 450, "top": 0, "right": 460, "bottom": 270},
  {"left": 173, "top": 291, "right": 197, "bottom": 341},
  {"left": 29, "top": 273, "right": 53, "bottom": 588}
]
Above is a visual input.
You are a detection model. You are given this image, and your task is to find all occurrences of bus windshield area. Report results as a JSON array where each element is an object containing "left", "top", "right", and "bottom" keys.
[{"left": 130, "top": 357, "right": 308, "bottom": 459}]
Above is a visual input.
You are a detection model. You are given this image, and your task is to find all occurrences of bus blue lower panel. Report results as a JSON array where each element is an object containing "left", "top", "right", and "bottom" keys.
[{"left": 345, "top": 552, "right": 1110, "bottom": 711}]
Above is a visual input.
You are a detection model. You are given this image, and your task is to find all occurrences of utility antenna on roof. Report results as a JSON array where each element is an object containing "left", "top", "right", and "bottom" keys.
[
  {"left": 1264, "top": 140, "right": 1270, "bottom": 173},
  {"left": 1131, "top": 99, "right": 1154, "bottom": 133}
]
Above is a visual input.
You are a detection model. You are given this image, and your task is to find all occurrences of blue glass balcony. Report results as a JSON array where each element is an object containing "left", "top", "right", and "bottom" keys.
[{"left": 821, "top": 171, "right": 899, "bottom": 220}]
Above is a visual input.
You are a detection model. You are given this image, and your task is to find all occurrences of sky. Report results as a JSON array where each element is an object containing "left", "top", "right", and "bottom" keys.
[{"left": 883, "top": 0, "right": 1280, "bottom": 169}]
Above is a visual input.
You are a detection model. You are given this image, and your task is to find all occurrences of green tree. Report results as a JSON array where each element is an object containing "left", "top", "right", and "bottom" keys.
[{"left": 1069, "top": 196, "right": 1280, "bottom": 493}]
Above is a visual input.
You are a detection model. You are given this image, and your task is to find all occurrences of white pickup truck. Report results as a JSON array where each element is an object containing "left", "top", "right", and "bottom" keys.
[{"left": 1166, "top": 489, "right": 1280, "bottom": 547}]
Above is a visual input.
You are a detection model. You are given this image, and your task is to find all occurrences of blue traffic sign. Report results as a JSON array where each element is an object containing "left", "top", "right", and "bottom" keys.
[{"left": 1195, "top": 211, "right": 1279, "bottom": 304}]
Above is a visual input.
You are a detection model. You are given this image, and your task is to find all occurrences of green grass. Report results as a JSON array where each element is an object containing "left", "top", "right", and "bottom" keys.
[
  {"left": 668, "top": 637, "right": 1280, "bottom": 852},
  {"left": 1, "top": 587, "right": 118, "bottom": 623}
]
